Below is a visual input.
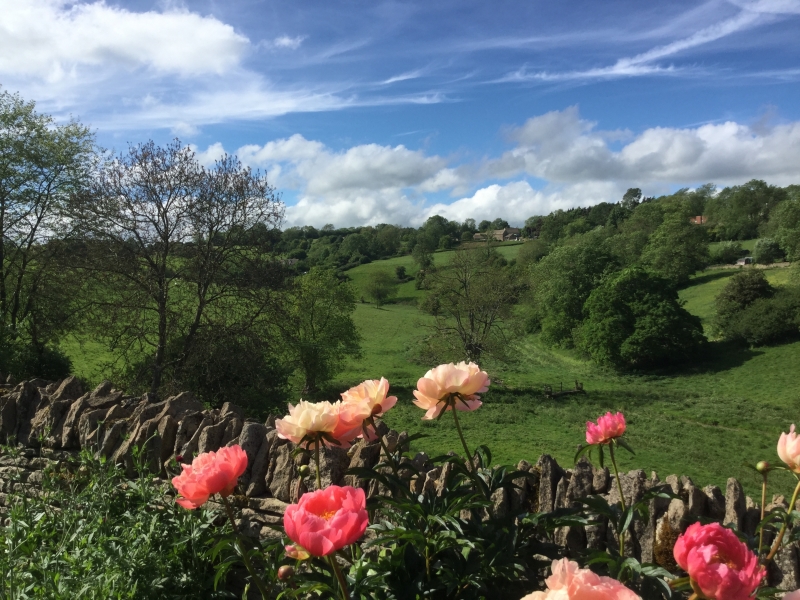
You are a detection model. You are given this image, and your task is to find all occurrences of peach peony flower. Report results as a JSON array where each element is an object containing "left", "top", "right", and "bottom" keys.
[
  {"left": 276, "top": 400, "right": 340, "bottom": 447},
  {"left": 339, "top": 378, "right": 398, "bottom": 441},
  {"left": 413, "top": 362, "right": 490, "bottom": 420},
  {"left": 342, "top": 377, "right": 397, "bottom": 417},
  {"left": 172, "top": 445, "right": 248, "bottom": 510},
  {"left": 673, "top": 522, "right": 765, "bottom": 600},
  {"left": 777, "top": 424, "right": 800, "bottom": 473},
  {"left": 586, "top": 412, "right": 627, "bottom": 445},
  {"left": 331, "top": 399, "right": 372, "bottom": 448},
  {"left": 520, "top": 558, "right": 640, "bottom": 600},
  {"left": 283, "top": 485, "right": 369, "bottom": 556},
  {"left": 783, "top": 592, "right": 800, "bottom": 600}
]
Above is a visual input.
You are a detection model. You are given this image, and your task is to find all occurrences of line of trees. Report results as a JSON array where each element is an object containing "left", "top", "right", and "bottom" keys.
[{"left": 0, "top": 91, "right": 361, "bottom": 415}]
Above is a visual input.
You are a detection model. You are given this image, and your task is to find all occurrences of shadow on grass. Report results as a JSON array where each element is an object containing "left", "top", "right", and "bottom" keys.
[
  {"left": 682, "top": 269, "right": 737, "bottom": 288},
  {"left": 646, "top": 341, "right": 763, "bottom": 377}
]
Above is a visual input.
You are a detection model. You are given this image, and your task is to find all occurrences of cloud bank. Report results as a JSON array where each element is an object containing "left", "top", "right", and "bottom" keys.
[{"left": 194, "top": 107, "right": 800, "bottom": 228}]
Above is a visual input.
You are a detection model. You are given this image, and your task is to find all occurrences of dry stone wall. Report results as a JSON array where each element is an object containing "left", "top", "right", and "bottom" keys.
[{"left": 1, "top": 376, "right": 798, "bottom": 590}]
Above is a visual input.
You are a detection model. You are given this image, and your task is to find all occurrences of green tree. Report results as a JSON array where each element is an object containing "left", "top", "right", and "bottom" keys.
[
  {"left": 529, "top": 237, "right": 617, "bottom": 347},
  {"left": 724, "top": 287, "right": 800, "bottom": 346},
  {"left": 709, "top": 241, "right": 743, "bottom": 265},
  {"left": 712, "top": 269, "right": 774, "bottom": 338},
  {"left": 705, "top": 179, "right": 786, "bottom": 240},
  {"left": 0, "top": 90, "right": 95, "bottom": 377},
  {"left": 770, "top": 193, "right": 800, "bottom": 261},
  {"left": 753, "top": 238, "right": 783, "bottom": 265},
  {"left": 272, "top": 267, "right": 361, "bottom": 394},
  {"left": 421, "top": 246, "right": 521, "bottom": 362},
  {"left": 364, "top": 269, "right": 398, "bottom": 307},
  {"left": 71, "top": 140, "right": 283, "bottom": 395},
  {"left": 576, "top": 267, "right": 705, "bottom": 368},
  {"left": 640, "top": 215, "right": 709, "bottom": 284}
]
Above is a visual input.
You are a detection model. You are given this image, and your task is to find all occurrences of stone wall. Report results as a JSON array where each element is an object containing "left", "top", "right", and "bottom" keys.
[{"left": 1, "top": 376, "right": 798, "bottom": 590}]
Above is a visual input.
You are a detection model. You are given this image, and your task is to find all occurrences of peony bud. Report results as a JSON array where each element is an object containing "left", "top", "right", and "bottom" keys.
[
  {"left": 277, "top": 565, "right": 295, "bottom": 580},
  {"left": 298, "top": 465, "right": 310, "bottom": 477},
  {"left": 756, "top": 460, "right": 770, "bottom": 473}
]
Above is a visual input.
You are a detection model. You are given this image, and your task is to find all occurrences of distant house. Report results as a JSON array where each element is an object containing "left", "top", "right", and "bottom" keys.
[
  {"left": 492, "top": 227, "right": 521, "bottom": 242},
  {"left": 736, "top": 257, "right": 753, "bottom": 265},
  {"left": 473, "top": 232, "right": 487, "bottom": 241},
  {"left": 690, "top": 216, "right": 707, "bottom": 225}
]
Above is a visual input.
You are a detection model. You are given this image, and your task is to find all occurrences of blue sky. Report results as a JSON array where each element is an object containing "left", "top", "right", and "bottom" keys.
[{"left": 2, "top": 0, "right": 800, "bottom": 227}]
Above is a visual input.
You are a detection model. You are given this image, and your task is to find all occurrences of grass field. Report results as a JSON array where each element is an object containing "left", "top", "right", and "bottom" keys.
[
  {"left": 338, "top": 249, "right": 800, "bottom": 497},
  {"left": 59, "top": 242, "right": 800, "bottom": 496}
]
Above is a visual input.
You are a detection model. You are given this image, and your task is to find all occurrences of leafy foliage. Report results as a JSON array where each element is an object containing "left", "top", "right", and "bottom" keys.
[
  {"left": 0, "top": 447, "right": 226, "bottom": 599},
  {"left": 577, "top": 268, "right": 706, "bottom": 368}
]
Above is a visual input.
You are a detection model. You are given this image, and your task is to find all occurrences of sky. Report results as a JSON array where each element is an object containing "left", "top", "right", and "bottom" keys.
[{"left": 2, "top": 0, "right": 800, "bottom": 228}]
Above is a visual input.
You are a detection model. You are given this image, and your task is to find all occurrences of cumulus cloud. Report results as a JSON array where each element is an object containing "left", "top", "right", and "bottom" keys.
[
  {"left": 193, "top": 107, "right": 800, "bottom": 228},
  {"left": 0, "top": 0, "right": 250, "bottom": 80},
  {"left": 490, "top": 107, "right": 800, "bottom": 186}
]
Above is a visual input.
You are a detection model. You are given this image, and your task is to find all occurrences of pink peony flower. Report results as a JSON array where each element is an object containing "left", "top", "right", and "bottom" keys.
[
  {"left": 276, "top": 400, "right": 340, "bottom": 447},
  {"left": 339, "top": 378, "right": 398, "bottom": 441},
  {"left": 777, "top": 424, "right": 800, "bottom": 473},
  {"left": 172, "top": 445, "right": 248, "bottom": 510},
  {"left": 783, "top": 592, "right": 800, "bottom": 600},
  {"left": 520, "top": 558, "right": 640, "bottom": 599},
  {"left": 283, "top": 485, "right": 369, "bottom": 556},
  {"left": 331, "top": 399, "right": 372, "bottom": 448},
  {"left": 586, "top": 412, "right": 627, "bottom": 445},
  {"left": 673, "top": 522, "right": 765, "bottom": 600},
  {"left": 413, "top": 362, "right": 489, "bottom": 420}
]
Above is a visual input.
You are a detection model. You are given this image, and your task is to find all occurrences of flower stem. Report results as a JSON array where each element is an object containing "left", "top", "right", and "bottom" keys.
[
  {"left": 766, "top": 478, "right": 800, "bottom": 562},
  {"left": 328, "top": 555, "right": 349, "bottom": 600},
  {"left": 758, "top": 473, "right": 768, "bottom": 557},
  {"left": 608, "top": 442, "right": 627, "bottom": 557},
  {"left": 222, "top": 496, "right": 271, "bottom": 600},
  {"left": 315, "top": 438, "right": 322, "bottom": 490},
  {"left": 371, "top": 416, "right": 399, "bottom": 477},
  {"left": 450, "top": 402, "right": 472, "bottom": 472}
]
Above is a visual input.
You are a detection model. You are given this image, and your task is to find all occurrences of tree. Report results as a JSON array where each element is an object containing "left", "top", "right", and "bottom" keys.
[
  {"left": 71, "top": 139, "right": 284, "bottom": 396},
  {"left": 640, "top": 215, "right": 709, "bottom": 285},
  {"left": 271, "top": 268, "right": 361, "bottom": 394},
  {"left": 489, "top": 218, "right": 510, "bottom": 230},
  {"left": 364, "top": 270, "right": 398, "bottom": 307},
  {"left": 478, "top": 220, "right": 491, "bottom": 232},
  {"left": 529, "top": 238, "right": 617, "bottom": 347},
  {"left": 577, "top": 267, "right": 705, "bottom": 369},
  {"left": 753, "top": 238, "right": 783, "bottom": 265},
  {"left": 421, "top": 246, "right": 521, "bottom": 362},
  {"left": 770, "top": 194, "right": 800, "bottom": 262},
  {"left": 712, "top": 270, "right": 774, "bottom": 338},
  {"left": 705, "top": 179, "right": 786, "bottom": 240},
  {"left": 621, "top": 188, "right": 643, "bottom": 211},
  {"left": 395, "top": 266, "right": 407, "bottom": 280},
  {"left": 709, "top": 241, "right": 743, "bottom": 265},
  {"left": 0, "top": 90, "right": 95, "bottom": 374}
]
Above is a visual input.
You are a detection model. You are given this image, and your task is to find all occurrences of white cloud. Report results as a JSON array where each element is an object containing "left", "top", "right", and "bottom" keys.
[
  {"left": 505, "top": 2, "right": 793, "bottom": 82},
  {"left": 192, "top": 107, "right": 800, "bottom": 228},
  {"left": 0, "top": 0, "right": 250, "bottom": 80},
  {"left": 423, "top": 180, "right": 626, "bottom": 225},
  {"left": 265, "top": 35, "right": 306, "bottom": 50},
  {"left": 491, "top": 107, "right": 800, "bottom": 186}
]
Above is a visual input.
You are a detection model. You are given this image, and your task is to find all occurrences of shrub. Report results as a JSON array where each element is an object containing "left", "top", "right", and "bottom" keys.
[
  {"left": 753, "top": 237, "right": 784, "bottom": 264},
  {"left": 0, "top": 447, "right": 226, "bottom": 599},
  {"left": 709, "top": 240, "right": 743, "bottom": 265},
  {"left": 713, "top": 270, "right": 774, "bottom": 338},
  {"left": 0, "top": 327, "right": 72, "bottom": 381},
  {"left": 725, "top": 287, "right": 800, "bottom": 346}
]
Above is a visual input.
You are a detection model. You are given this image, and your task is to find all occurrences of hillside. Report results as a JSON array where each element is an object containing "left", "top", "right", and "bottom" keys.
[{"left": 339, "top": 246, "right": 800, "bottom": 496}]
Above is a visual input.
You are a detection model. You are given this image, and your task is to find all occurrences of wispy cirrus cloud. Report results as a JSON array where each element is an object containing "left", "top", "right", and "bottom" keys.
[{"left": 499, "top": 1, "right": 797, "bottom": 82}]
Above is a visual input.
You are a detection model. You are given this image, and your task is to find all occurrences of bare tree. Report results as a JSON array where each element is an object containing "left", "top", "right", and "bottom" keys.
[
  {"left": 421, "top": 246, "right": 522, "bottom": 362},
  {"left": 71, "top": 140, "right": 283, "bottom": 395}
]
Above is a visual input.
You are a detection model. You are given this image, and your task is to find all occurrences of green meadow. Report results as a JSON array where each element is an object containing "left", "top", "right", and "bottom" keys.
[
  {"left": 61, "top": 241, "right": 800, "bottom": 496},
  {"left": 338, "top": 245, "right": 800, "bottom": 497}
]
